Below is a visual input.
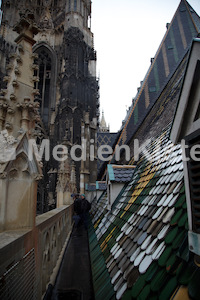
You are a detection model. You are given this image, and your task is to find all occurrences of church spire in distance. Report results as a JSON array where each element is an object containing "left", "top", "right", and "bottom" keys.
[{"left": 100, "top": 110, "right": 110, "bottom": 132}]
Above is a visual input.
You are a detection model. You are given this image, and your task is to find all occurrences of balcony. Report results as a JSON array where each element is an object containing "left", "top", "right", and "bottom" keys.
[{"left": 0, "top": 205, "right": 73, "bottom": 299}]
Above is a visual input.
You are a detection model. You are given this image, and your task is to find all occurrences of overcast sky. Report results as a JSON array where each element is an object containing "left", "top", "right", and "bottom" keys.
[{"left": 91, "top": 0, "right": 200, "bottom": 132}]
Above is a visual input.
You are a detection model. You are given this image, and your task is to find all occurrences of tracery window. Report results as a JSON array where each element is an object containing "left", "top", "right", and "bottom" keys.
[{"left": 34, "top": 49, "right": 52, "bottom": 127}]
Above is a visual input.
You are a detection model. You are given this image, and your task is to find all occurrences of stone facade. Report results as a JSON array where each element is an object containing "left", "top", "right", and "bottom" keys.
[{"left": 0, "top": 0, "right": 99, "bottom": 213}]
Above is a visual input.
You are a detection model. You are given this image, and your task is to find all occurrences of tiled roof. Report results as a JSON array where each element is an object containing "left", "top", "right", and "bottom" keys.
[
  {"left": 96, "top": 181, "right": 107, "bottom": 191},
  {"left": 88, "top": 2, "right": 200, "bottom": 299},
  {"left": 186, "top": 1, "right": 200, "bottom": 33},
  {"left": 97, "top": 132, "right": 119, "bottom": 175},
  {"left": 88, "top": 217, "right": 115, "bottom": 300},
  {"left": 170, "top": 38, "right": 200, "bottom": 143},
  {"left": 114, "top": 0, "right": 200, "bottom": 148},
  {"left": 89, "top": 125, "right": 200, "bottom": 300},
  {"left": 108, "top": 165, "right": 135, "bottom": 183},
  {"left": 97, "top": 132, "right": 118, "bottom": 147},
  {"left": 86, "top": 183, "right": 96, "bottom": 191}
]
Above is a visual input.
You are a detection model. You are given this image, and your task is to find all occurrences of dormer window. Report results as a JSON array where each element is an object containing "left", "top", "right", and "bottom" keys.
[
  {"left": 106, "top": 165, "right": 135, "bottom": 210},
  {"left": 185, "top": 130, "right": 200, "bottom": 234},
  {"left": 171, "top": 38, "right": 200, "bottom": 256}
]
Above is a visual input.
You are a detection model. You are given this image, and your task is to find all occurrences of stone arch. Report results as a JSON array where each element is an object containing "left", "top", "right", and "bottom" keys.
[{"left": 33, "top": 42, "right": 57, "bottom": 128}]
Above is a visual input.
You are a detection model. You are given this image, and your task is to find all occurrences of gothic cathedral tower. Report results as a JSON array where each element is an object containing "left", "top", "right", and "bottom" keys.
[{"left": 0, "top": 0, "right": 99, "bottom": 211}]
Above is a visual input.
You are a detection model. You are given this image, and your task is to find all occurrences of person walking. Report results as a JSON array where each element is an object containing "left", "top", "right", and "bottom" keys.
[
  {"left": 79, "top": 194, "right": 91, "bottom": 229},
  {"left": 72, "top": 193, "right": 81, "bottom": 227}
]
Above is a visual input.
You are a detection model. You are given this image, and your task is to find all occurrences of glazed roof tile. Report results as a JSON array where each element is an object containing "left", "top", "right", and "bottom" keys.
[
  {"left": 97, "top": 132, "right": 119, "bottom": 175},
  {"left": 88, "top": 123, "right": 200, "bottom": 299},
  {"left": 86, "top": 183, "right": 96, "bottom": 191},
  {"left": 88, "top": 2, "right": 200, "bottom": 298},
  {"left": 107, "top": 165, "right": 135, "bottom": 183},
  {"left": 96, "top": 181, "right": 107, "bottom": 191}
]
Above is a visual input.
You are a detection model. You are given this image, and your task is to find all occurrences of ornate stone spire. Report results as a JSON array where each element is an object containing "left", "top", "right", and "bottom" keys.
[{"left": 0, "top": 16, "right": 40, "bottom": 137}]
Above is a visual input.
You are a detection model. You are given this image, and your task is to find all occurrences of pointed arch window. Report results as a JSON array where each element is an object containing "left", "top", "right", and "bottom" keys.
[
  {"left": 74, "top": 0, "right": 77, "bottom": 11},
  {"left": 33, "top": 45, "right": 56, "bottom": 128},
  {"left": 37, "top": 50, "right": 51, "bottom": 126}
]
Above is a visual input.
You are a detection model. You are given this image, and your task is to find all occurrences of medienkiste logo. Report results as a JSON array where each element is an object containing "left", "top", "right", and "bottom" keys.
[{"left": 0, "top": 130, "right": 200, "bottom": 164}]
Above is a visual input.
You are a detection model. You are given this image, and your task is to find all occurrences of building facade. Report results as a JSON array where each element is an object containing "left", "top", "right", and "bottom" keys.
[{"left": 0, "top": 0, "right": 99, "bottom": 212}]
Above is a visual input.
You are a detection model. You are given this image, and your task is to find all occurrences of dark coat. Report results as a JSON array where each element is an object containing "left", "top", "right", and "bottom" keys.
[{"left": 74, "top": 197, "right": 91, "bottom": 214}]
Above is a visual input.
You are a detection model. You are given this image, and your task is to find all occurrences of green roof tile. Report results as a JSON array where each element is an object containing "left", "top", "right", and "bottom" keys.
[
  {"left": 131, "top": 276, "right": 146, "bottom": 298},
  {"left": 148, "top": 296, "right": 158, "bottom": 300},
  {"left": 180, "top": 186, "right": 185, "bottom": 193},
  {"left": 170, "top": 209, "right": 183, "bottom": 225},
  {"left": 165, "top": 227, "right": 179, "bottom": 244},
  {"left": 158, "top": 246, "right": 172, "bottom": 267},
  {"left": 183, "top": 202, "right": 187, "bottom": 209},
  {"left": 88, "top": 218, "right": 115, "bottom": 300},
  {"left": 95, "top": 280, "right": 115, "bottom": 300},
  {"left": 158, "top": 276, "right": 178, "bottom": 300},
  {"left": 172, "top": 230, "right": 186, "bottom": 249},
  {"left": 166, "top": 252, "right": 179, "bottom": 273},
  {"left": 138, "top": 284, "right": 151, "bottom": 300},
  {"left": 150, "top": 268, "right": 168, "bottom": 292},
  {"left": 174, "top": 194, "right": 186, "bottom": 208},
  {"left": 178, "top": 212, "right": 188, "bottom": 228},
  {"left": 145, "top": 262, "right": 159, "bottom": 282},
  {"left": 121, "top": 289, "right": 132, "bottom": 300}
]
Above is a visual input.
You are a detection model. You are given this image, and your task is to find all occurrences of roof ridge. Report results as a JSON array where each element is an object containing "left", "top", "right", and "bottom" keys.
[
  {"left": 111, "top": 164, "right": 136, "bottom": 169},
  {"left": 184, "top": 0, "right": 200, "bottom": 32},
  {"left": 110, "top": 0, "right": 186, "bottom": 152},
  {"left": 109, "top": 0, "right": 199, "bottom": 159}
]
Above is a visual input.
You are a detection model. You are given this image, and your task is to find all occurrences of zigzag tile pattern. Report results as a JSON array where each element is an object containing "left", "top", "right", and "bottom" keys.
[{"left": 88, "top": 125, "right": 200, "bottom": 299}]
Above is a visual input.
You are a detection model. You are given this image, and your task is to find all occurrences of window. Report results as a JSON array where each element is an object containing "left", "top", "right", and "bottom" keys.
[
  {"left": 185, "top": 129, "right": 200, "bottom": 234},
  {"left": 34, "top": 49, "right": 52, "bottom": 127},
  {"left": 74, "top": 0, "right": 77, "bottom": 11}
]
